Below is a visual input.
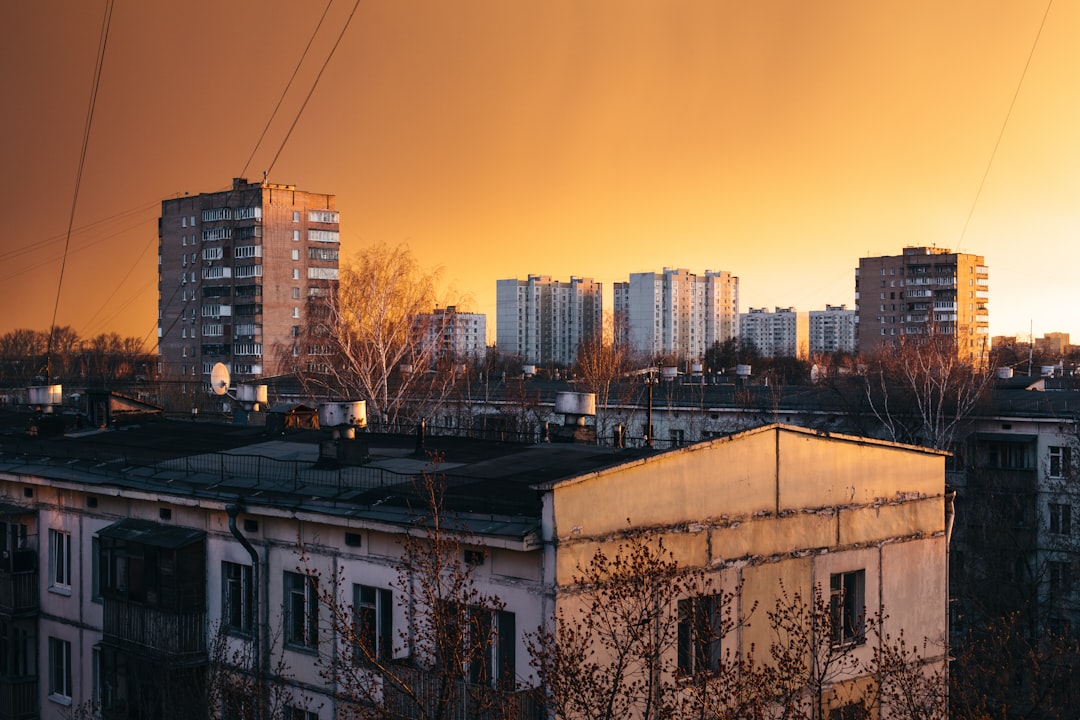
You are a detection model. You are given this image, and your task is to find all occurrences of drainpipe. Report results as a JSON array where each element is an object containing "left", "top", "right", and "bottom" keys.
[{"left": 227, "top": 502, "right": 264, "bottom": 720}]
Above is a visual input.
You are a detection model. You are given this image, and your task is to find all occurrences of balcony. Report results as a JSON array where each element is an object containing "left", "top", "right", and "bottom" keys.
[
  {"left": 102, "top": 597, "right": 206, "bottom": 662},
  {"left": 0, "top": 571, "right": 37, "bottom": 616},
  {"left": 0, "top": 677, "right": 37, "bottom": 720}
]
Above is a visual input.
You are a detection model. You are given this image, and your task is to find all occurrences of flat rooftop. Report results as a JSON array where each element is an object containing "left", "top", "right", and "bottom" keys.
[{"left": 0, "top": 410, "right": 650, "bottom": 540}]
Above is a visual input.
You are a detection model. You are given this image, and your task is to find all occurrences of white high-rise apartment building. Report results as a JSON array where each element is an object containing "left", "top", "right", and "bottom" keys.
[
  {"left": 413, "top": 306, "right": 487, "bottom": 362},
  {"left": 809, "top": 304, "right": 857, "bottom": 355},
  {"left": 496, "top": 275, "right": 602, "bottom": 366},
  {"left": 613, "top": 268, "right": 739, "bottom": 362},
  {"left": 739, "top": 307, "right": 810, "bottom": 358}
]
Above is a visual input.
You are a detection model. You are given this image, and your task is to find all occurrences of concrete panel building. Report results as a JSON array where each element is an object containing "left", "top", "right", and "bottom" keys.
[
  {"left": 612, "top": 268, "right": 739, "bottom": 362},
  {"left": 496, "top": 275, "right": 602, "bottom": 367},
  {"left": 158, "top": 178, "right": 340, "bottom": 388},
  {"left": 739, "top": 306, "right": 810, "bottom": 358},
  {"left": 0, "top": 414, "right": 946, "bottom": 720},
  {"left": 809, "top": 304, "right": 858, "bottom": 356},
  {"left": 855, "top": 246, "right": 989, "bottom": 365},
  {"left": 413, "top": 306, "right": 487, "bottom": 363}
]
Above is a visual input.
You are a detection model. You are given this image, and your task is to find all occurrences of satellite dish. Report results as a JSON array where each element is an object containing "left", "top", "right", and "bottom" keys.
[{"left": 210, "top": 362, "right": 231, "bottom": 396}]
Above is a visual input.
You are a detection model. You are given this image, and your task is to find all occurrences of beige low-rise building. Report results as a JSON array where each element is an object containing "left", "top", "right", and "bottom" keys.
[{"left": 0, "top": 411, "right": 946, "bottom": 720}]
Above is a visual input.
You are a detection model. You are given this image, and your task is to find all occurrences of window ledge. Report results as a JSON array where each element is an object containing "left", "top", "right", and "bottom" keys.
[
  {"left": 48, "top": 693, "right": 72, "bottom": 707},
  {"left": 48, "top": 585, "right": 72, "bottom": 597}
]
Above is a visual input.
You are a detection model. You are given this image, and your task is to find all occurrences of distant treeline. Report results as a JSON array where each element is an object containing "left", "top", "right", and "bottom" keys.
[{"left": 0, "top": 326, "right": 154, "bottom": 387}]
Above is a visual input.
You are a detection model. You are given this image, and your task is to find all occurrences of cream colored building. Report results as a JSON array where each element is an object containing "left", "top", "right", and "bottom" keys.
[{"left": 0, "top": 414, "right": 945, "bottom": 720}]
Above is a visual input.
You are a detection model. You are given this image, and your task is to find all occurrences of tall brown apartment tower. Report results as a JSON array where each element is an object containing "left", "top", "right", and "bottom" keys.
[
  {"left": 158, "top": 178, "right": 340, "bottom": 388},
  {"left": 855, "top": 246, "right": 989, "bottom": 365}
]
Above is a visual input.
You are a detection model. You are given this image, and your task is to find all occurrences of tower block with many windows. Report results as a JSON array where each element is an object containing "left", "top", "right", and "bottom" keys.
[
  {"left": 158, "top": 178, "right": 340, "bottom": 387},
  {"left": 856, "top": 246, "right": 989, "bottom": 365}
]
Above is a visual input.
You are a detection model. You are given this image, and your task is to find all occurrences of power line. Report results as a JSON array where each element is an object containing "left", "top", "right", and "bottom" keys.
[
  {"left": 240, "top": 0, "right": 336, "bottom": 179},
  {"left": 957, "top": 0, "right": 1053, "bottom": 251},
  {"left": 265, "top": 0, "right": 363, "bottom": 178},
  {"left": 47, "top": 0, "right": 115, "bottom": 380}
]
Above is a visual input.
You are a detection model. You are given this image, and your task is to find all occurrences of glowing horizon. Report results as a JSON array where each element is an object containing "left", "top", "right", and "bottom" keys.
[{"left": 2, "top": 1, "right": 1077, "bottom": 349}]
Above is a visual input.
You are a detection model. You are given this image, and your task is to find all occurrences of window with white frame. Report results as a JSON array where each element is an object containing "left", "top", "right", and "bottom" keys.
[
  {"left": 1050, "top": 503, "right": 1072, "bottom": 536},
  {"left": 308, "top": 210, "right": 339, "bottom": 224},
  {"left": 439, "top": 602, "right": 515, "bottom": 688},
  {"left": 286, "top": 708, "right": 318, "bottom": 720},
  {"left": 830, "top": 570, "right": 865, "bottom": 646},
  {"left": 49, "top": 529, "right": 71, "bottom": 591},
  {"left": 223, "top": 561, "right": 254, "bottom": 635},
  {"left": 284, "top": 571, "right": 318, "bottom": 649},
  {"left": 353, "top": 584, "right": 392, "bottom": 662},
  {"left": 48, "top": 637, "right": 72, "bottom": 702},
  {"left": 1049, "top": 446, "right": 1071, "bottom": 479}
]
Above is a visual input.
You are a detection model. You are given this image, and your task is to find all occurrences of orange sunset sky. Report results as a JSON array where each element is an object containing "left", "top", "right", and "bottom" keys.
[{"left": 2, "top": 1, "right": 1078, "bottom": 348}]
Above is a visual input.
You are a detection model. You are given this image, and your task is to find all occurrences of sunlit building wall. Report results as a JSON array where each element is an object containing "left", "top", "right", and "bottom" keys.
[
  {"left": 613, "top": 268, "right": 739, "bottom": 362},
  {"left": 855, "top": 246, "right": 989, "bottom": 365},
  {"left": 496, "top": 275, "right": 602, "bottom": 366},
  {"left": 413, "top": 306, "right": 487, "bottom": 362},
  {"left": 809, "top": 304, "right": 857, "bottom": 355},
  {"left": 158, "top": 178, "right": 340, "bottom": 388},
  {"left": 739, "top": 307, "right": 810, "bottom": 359}
]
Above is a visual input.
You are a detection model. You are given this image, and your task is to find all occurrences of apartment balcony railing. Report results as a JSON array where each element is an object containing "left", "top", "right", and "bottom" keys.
[
  {"left": 102, "top": 597, "right": 206, "bottom": 662},
  {"left": 0, "top": 677, "right": 37, "bottom": 720},
  {"left": 0, "top": 570, "right": 37, "bottom": 616}
]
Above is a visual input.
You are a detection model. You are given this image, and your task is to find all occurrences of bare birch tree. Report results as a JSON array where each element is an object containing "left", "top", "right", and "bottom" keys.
[
  {"left": 284, "top": 243, "right": 460, "bottom": 430},
  {"left": 312, "top": 469, "right": 524, "bottom": 720},
  {"left": 862, "top": 324, "right": 994, "bottom": 450}
]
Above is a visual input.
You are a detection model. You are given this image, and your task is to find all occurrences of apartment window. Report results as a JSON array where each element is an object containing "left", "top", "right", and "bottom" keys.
[
  {"left": 829, "top": 704, "right": 868, "bottom": 720},
  {"left": 0, "top": 619, "right": 34, "bottom": 677},
  {"left": 284, "top": 571, "right": 318, "bottom": 649},
  {"left": 292, "top": 268, "right": 300, "bottom": 280},
  {"left": 1049, "top": 446, "right": 1071, "bottom": 479},
  {"left": 830, "top": 570, "right": 865, "bottom": 646},
  {"left": 353, "top": 584, "right": 392, "bottom": 662},
  {"left": 48, "top": 637, "right": 72, "bottom": 702},
  {"left": 286, "top": 709, "right": 318, "bottom": 720},
  {"left": 292, "top": 288, "right": 301, "bottom": 299},
  {"left": 440, "top": 603, "right": 515, "bottom": 688},
  {"left": 677, "top": 595, "right": 722, "bottom": 676},
  {"left": 293, "top": 229, "right": 301, "bottom": 241},
  {"left": 1049, "top": 560, "right": 1072, "bottom": 596},
  {"left": 293, "top": 211, "right": 300, "bottom": 222},
  {"left": 223, "top": 562, "right": 254, "bottom": 635},
  {"left": 292, "top": 307, "right": 300, "bottom": 319},
  {"left": 49, "top": 529, "right": 71, "bottom": 592},
  {"left": 292, "top": 249, "right": 300, "bottom": 261},
  {"left": 1050, "top": 503, "right": 1072, "bottom": 536}
]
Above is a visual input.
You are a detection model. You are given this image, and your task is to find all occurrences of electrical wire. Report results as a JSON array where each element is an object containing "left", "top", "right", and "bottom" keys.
[
  {"left": 240, "top": 0, "right": 335, "bottom": 179},
  {"left": 265, "top": 0, "right": 363, "bottom": 178},
  {"left": 956, "top": 0, "right": 1053, "bottom": 251},
  {"left": 46, "top": 0, "right": 115, "bottom": 380}
]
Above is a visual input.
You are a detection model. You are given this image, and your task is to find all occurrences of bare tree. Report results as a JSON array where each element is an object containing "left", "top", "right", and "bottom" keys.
[
  {"left": 528, "top": 530, "right": 755, "bottom": 720},
  {"left": 312, "top": 469, "right": 525, "bottom": 720},
  {"left": 284, "top": 243, "right": 460, "bottom": 430},
  {"left": 574, "top": 311, "right": 637, "bottom": 445},
  {"left": 861, "top": 324, "right": 994, "bottom": 450}
]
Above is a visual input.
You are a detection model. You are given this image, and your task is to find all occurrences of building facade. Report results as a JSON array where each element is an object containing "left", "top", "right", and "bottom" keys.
[
  {"left": 413, "top": 306, "right": 487, "bottom": 363},
  {"left": 613, "top": 268, "right": 739, "bottom": 362},
  {"left": 158, "top": 178, "right": 340, "bottom": 388},
  {"left": 739, "top": 307, "right": 809, "bottom": 358},
  {"left": 0, "top": 415, "right": 947, "bottom": 720},
  {"left": 808, "top": 304, "right": 857, "bottom": 356},
  {"left": 855, "top": 246, "right": 989, "bottom": 364},
  {"left": 495, "top": 275, "right": 602, "bottom": 366}
]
